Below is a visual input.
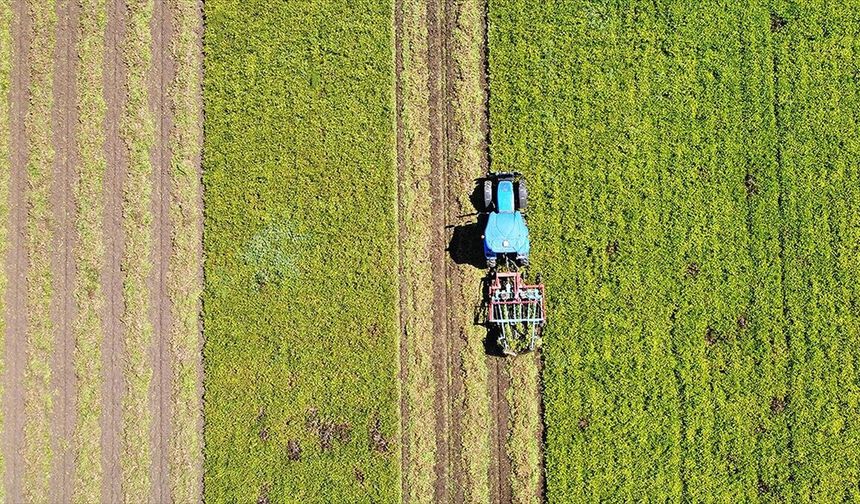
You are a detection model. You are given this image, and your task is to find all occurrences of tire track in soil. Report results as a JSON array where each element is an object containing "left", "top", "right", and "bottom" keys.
[
  {"left": 101, "top": 0, "right": 126, "bottom": 500},
  {"left": 426, "top": 0, "right": 450, "bottom": 501},
  {"left": 3, "top": 0, "right": 29, "bottom": 501},
  {"left": 490, "top": 359, "right": 512, "bottom": 503},
  {"left": 149, "top": 0, "right": 173, "bottom": 500},
  {"left": 48, "top": 0, "right": 79, "bottom": 500}
]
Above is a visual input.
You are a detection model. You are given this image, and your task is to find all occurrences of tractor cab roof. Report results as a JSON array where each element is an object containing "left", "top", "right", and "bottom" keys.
[{"left": 496, "top": 180, "right": 515, "bottom": 213}]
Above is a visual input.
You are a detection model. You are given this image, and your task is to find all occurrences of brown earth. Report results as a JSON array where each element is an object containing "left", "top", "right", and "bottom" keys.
[
  {"left": 48, "top": 0, "right": 79, "bottom": 501},
  {"left": 426, "top": 0, "right": 451, "bottom": 501},
  {"left": 3, "top": 0, "right": 30, "bottom": 502},
  {"left": 149, "top": 0, "right": 175, "bottom": 501},
  {"left": 101, "top": 0, "right": 126, "bottom": 500}
]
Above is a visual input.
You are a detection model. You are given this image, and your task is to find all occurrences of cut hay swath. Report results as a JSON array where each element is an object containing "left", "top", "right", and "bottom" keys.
[{"left": 73, "top": 0, "right": 108, "bottom": 500}]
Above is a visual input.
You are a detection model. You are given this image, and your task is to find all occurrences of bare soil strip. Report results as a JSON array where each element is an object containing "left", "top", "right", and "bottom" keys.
[
  {"left": 167, "top": 0, "right": 204, "bottom": 500},
  {"left": 48, "top": 0, "right": 78, "bottom": 500},
  {"left": 2, "top": 0, "right": 27, "bottom": 501},
  {"left": 0, "top": 1, "right": 9, "bottom": 498},
  {"left": 148, "top": 0, "right": 173, "bottom": 500},
  {"left": 426, "top": 0, "right": 451, "bottom": 500},
  {"left": 490, "top": 360, "right": 512, "bottom": 503},
  {"left": 100, "top": 0, "right": 126, "bottom": 499}
]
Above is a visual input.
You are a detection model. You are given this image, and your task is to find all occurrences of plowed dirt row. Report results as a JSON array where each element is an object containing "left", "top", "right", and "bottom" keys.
[{"left": 2, "top": 0, "right": 203, "bottom": 501}]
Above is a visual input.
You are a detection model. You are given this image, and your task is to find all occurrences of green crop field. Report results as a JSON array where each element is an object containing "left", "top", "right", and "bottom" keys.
[
  {"left": 489, "top": 0, "right": 860, "bottom": 501},
  {"left": 202, "top": 1, "right": 400, "bottom": 502}
]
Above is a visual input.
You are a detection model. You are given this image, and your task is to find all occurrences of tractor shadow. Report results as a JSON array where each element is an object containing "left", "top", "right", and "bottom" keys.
[
  {"left": 446, "top": 179, "right": 508, "bottom": 358},
  {"left": 447, "top": 179, "right": 488, "bottom": 270}
]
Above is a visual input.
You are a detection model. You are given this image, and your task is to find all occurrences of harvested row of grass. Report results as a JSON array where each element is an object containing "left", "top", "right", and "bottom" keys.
[
  {"left": 167, "top": 0, "right": 204, "bottom": 501},
  {"left": 23, "top": 0, "right": 57, "bottom": 501},
  {"left": 72, "top": 0, "right": 108, "bottom": 500},
  {"left": 448, "top": 0, "right": 493, "bottom": 501},
  {"left": 506, "top": 356, "right": 540, "bottom": 504},
  {"left": 203, "top": 1, "right": 399, "bottom": 501},
  {"left": 0, "top": 0, "right": 10, "bottom": 500},
  {"left": 121, "top": 0, "right": 155, "bottom": 499},
  {"left": 773, "top": 5, "right": 860, "bottom": 499},
  {"left": 488, "top": 1, "right": 790, "bottom": 500},
  {"left": 397, "top": 0, "right": 437, "bottom": 500}
]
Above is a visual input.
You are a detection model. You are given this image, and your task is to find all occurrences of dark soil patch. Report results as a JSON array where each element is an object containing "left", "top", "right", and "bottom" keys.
[
  {"left": 259, "top": 428, "right": 269, "bottom": 442},
  {"left": 605, "top": 240, "right": 619, "bottom": 260},
  {"left": 737, "top": 314, "right": 749, "bottom": 330},
  {"left": 744, "top": 173, "right": 759, "bottom": 195},
  {"left": 257, "top": 484, "right": 270, "bottom": 504},
  {"left": 705, "top": 326, "right": 720, "bottom": 345},
  {"left": 578, "top": 417, "right": 590, "bottom": 430},
  {"left": 686, "top": 262, "right": 700, "bottom": 278},
  {"left": 369, "top": 417, "right": 390, "bottom": 454},
  {"left": 306, "top": 407, "right": 352, "bottom": 451},
  {"left": 770, "top": 396, "right": 787, "bottom": 414},
  {"left": 354, "top": 467, "right": 365, "bottom": 484},
  {"left": 757, "top": 479, "right": 771, "bottom": 495},
  {"left": 287, "top": 439, "right": 301, "bottom": 461},
  {"left": 770, "top": 12, "right": 787, "bottom": 32}
]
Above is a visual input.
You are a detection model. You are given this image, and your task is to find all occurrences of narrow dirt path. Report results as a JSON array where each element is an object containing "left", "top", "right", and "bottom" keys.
[
  {"left": 48, "top": 0, "right": 79, "bottom": 500},
  {"left": 426, "top": 0, "right": 451, "bottom": 500},
  {"left": 149, "top": 0, "right": 174, "bottom": 500},
  {"left": 101, "top": 0, "right": 126, "bottom": 500},
  {"left": 3, "top": 0, "right": 29, "bottom": 500}
]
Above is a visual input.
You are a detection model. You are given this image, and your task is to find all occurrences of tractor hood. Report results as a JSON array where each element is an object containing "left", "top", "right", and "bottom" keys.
[{"left": 484, "top": 211, "right": 530, "bottom": 255}]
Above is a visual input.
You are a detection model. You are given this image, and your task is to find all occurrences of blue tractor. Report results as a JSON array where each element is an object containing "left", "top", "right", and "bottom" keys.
[
  {"left": 480, "top": 172, "right": 546, "bottom": 355},
  {"left": 482, "top": 172, "right": 530, "bottom": 269}
]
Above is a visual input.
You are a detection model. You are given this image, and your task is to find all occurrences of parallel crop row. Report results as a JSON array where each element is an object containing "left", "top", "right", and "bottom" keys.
[
  {"left": 203, "top": 1, "right": 400, "bottom": 501},
  {"left": 73, "top": 0, "right": 108, "bottom": 500},
  {"left": 168, "top": 0, "right": 204, "bottom": 501},
  {"left": 488, "top": 1, "right": 860, "bottom": 501},
  {"left": 121, "top": 0, "right": 155, "bottom": 498},
  {"left": 23, "top": 0, "right": 56, "bottom": 500}
]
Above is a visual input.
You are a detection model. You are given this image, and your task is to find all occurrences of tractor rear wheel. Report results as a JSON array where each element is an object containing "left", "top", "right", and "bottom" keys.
[
  {"left": 483, "top": 180, "right": 493, "bottom": 210},
  {"left": 517, "top": 180, "right": 528, "bottom": 210}
]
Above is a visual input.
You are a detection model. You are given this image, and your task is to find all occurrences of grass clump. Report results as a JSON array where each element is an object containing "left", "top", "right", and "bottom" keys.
[
  {"left": 73, "top": 0, "right": 108, "bottom": 501},
  {"left": 203, "top": 1, "right": 399, "bottom": 501},
  {"left": 23, "top": 0, "right": 57, "bottom": 500},
  {"left": 168, "top": 0, "right": 204, "bottom": 500},
  {"left": 121, "top": 0, "right": 155, "bottom": 499}
]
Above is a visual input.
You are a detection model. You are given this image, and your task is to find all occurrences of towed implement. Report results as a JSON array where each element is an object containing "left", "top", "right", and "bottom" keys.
[{"left": 480, "top": 172, "right": 546, "bottom": 355}]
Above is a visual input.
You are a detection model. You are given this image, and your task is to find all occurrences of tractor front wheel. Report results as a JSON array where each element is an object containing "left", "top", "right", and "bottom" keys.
[
  {"left": 483, "top": 180, "right": 493, "bottom": 210},
  {"left": 517, "top": 180, "right": 528, "bottom": 210}
]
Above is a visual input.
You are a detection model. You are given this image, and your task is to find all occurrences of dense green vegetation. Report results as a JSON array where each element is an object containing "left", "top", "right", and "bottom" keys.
[
  {"left": 203, "top": 1, "right": 399, "bottom": 501},
  {"left": 489, "top": 0, "right": 860, "bottom": 501}
]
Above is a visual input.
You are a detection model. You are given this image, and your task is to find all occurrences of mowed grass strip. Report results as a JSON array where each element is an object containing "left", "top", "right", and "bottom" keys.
[
  {"left": 203, "top": 1, "right": 399, "bottom": 501},
  {"left": 73, "top": 0, "right": 107, "bottom": 500},
  {"left": 398, "top": 0, "right": 437, "bottom": 500},
  {"left": 448, "top": 0, "right": 492, "bottom": 500},
  {"left": 23, "top": 0, "right": 57, "bottom": 500},
  {"left": 167, "top": 0, "right": 203, "bottom": 500},
  {"left": 0, "top": 0, "right": 10, "bottom": 499},
  {"left": 773, "top": 5, "right": 860, "bottom": 499},
  {"left": 121, "top": 0, "right": 155, "bottom": 498}
]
